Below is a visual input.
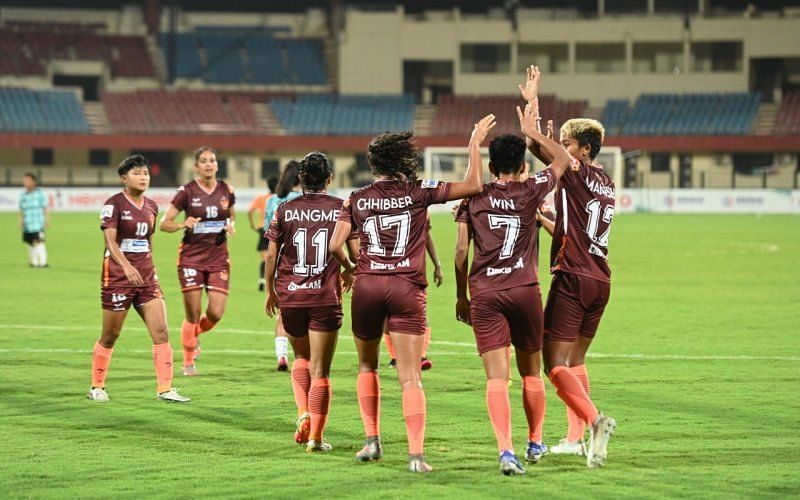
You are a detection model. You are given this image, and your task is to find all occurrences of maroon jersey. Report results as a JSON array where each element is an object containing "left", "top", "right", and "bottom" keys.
[
  {"left": 550, "top": 158, "right": 615, "bottom": 283},
  {"left": 100, "top": 192, "right": 159, "bottom": 287},
  {"left": 532, "top": 193, "right": 556, "bottom": 278},
  {"left": 171, "top": 180, "right": 236, "bottom": 270},
  {"left": 340, "top": 179, "right": 451, "bottom": 287},
  {"left": 456, "top": 170, "right": 557, "bottom": 298},
  {"left": 266, "top": 193, "right": 344, "bottom": 307}
]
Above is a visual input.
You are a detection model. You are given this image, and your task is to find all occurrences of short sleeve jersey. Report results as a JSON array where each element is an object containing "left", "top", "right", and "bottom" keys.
[
  {"left": 100, "top": 192, "right": 159, "bottom": 287},
  {"left": 456, "top": 170, "right": 557, "bottom": 298},
  {"left": 170, "top": 180, "right": 236, "bottom": 270},
  {"left": 20, "top": 188, "right": 48, "bottom": 233},
  {"left": 550, "top": 158, "right": 615, "bottom": 283},
  {"left": 266, "top": 193, "right": 344, "bottom": 307},
  {"left": 340, "top": 179, "right": 451, "bottom": 288},
  {"left": 265, "top": 191, "right": 302, "bottom": 226}
]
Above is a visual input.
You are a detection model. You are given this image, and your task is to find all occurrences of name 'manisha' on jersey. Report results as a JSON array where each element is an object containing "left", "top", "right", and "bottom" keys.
[
  {"left": 586, "top": 177, "right": 615, "bottom": 199},
  {"left": 284, "top": 208, "right": 340, "bottom": 222}
]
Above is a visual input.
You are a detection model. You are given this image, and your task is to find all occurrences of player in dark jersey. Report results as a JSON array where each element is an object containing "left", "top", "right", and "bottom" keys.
[
  {"left": 264, "top": 152, "right": 357, "bottom": 453},
  {"left": 88, "top": 154, "right": 189, "bottom": 403},
  {"left": 454, "top": 99, "right": 571, "bottom": 475},
  {"left": 519, "top": 65, "right": 616, "bottom": 468},
  {"left": 329, "top": 115, "right": 496, "bottom": 473},
  {"left": 160, "top": 147, "right": 236, "bottom": 377}
]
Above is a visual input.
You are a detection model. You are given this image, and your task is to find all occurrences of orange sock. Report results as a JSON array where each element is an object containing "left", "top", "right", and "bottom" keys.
[
  {"left": 181, "top": 320, "right": 198, "bottom": 367},
  {"left": 91, "top": 342, "right": 113, "bottom": 388},
  {"left": 152, "top": 343, "right": 173, "bottom": 393},
  {"left": 548, "top": 365, "right": 598, "bottom": 425},
  {"left": 308, "top": 378, "right": 331, "bottom": 441},
  {"left": 197, "top": 315, "right": 217, "bottom": 335},
  {"left": 566, "top": 365, "right": 590, "bottom": 441},
  {"left": 384, "top": 334, "right": 396, "bottom": 360},
  {"left": 522, "top": 376, "right": 546, "bottom": 443},
  {"left": 402, "top": 386, "right": 426, "bottom": 455},
  {"left": 422, "top": 327, "right": 431, "bottom": 358},
  {"left": 357, "top": 371, "right": 381, "bottom": 437},
  {"left": 291, "top": 359, "right": 310, "bottom": 414},
  {"left": 486, "top": 378, "right": 513, "bottom": 452}
]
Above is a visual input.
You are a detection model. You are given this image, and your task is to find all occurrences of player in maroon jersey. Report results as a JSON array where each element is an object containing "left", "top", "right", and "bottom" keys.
[
  {"left": 88, "top": 154, "right": 189, "bottom": 403},
  {"left": 329, "top": 115, "right": 496, "bottom": 473},
  {"left": 264, "top": 152, "right": 357, "bottom": 452},
  {"left": 454, "top": 99, "right": 571, "bottom": 475},
  {"left": 519, "top": 65, "right": 616, "bottom": 468},
  {"left": 159, "top": 147, "right": 236, "bottom": 377}
]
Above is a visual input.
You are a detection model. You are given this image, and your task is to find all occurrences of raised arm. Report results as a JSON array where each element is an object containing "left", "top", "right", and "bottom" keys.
[
  {"left": 517, "top": 102, "right": 571, "bottom": 180},
  {"left": 159, "top": 204, "right": 199, "bottom": 233},
  {"left": 264, "top": 240, "right": 281, "bottom": 317},
  {"left": 519, "top": 65, "right": 556, "bottom": 165},
  {"left": 454, "top": 221, "right": 472, "bottom": 324},
  {"left": 446, "top": 114, "right": 496, "bottom": 201}
]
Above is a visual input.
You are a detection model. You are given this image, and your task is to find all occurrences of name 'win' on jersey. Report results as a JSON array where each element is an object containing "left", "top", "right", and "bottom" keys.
[
  {"left": 340, "top": 179, "right": 451, "bottom": 288},
  {"left": 551, "top": 158, "right": 615, "bottom": 283},
  {"left": 99, "top": 192, "right": 159, "bottom": 287},
  {"left": 266, "top": 193, "right": 344, "bottom": 307},
  {"left": 171, "top": 179, "right": 236, "bottom": 270},
  {"left": 456, "top": 170, "right": 557, "bottom": 298}
]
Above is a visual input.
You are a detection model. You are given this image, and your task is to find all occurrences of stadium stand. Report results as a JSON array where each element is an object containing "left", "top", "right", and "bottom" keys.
[
  {"left": 610, "top": 93, "right": 760, "bottom": 136},
  {"left": 101, "top": 90, "right": 259, "bottom": 134},
  {"left": 159, "top": 27, "right": 328, "bottom": 85},
  {"left": 431, "top": 95, "right": 588, "bottom": 136},
  {"left": 0, "top": 21, "right": 156, "bottom": 79},
  {"left": 0, "top": 88, "right": 90, "bottom": 133},
  {"left": 774, "top": 91, "right": 800, "bottom": 135},
  {"left": 270, "top": 94, "right": 414, "bottom": 135}
]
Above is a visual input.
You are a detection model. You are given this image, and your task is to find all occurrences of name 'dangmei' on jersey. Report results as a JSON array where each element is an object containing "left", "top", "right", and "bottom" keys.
[{"left": 284, "top": 208, "right": 340, "bottom": 222}]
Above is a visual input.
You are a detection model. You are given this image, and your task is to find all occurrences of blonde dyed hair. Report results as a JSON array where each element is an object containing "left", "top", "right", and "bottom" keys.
[{"left": 560, "top": 118, "right": 605, "bottom": 160}]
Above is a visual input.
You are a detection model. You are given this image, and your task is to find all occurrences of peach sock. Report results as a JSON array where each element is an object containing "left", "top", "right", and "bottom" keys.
[
  {"left": 357, "top": 371, "right": 381, "bottom": 437},
  {"left": 291, "top": 359, "right": 310, "bottom": 414},
  {"left": 91, "top": 342, "right": 113, "bottom": 388},
  {"left": 384, "top": 334, "right": 396, "bottom": 359},
  {"left": 522, "top": 376, "right": 546, "bottom": 443},
  {"left": 486, "top": 378, "right": 513, "bottom": 452},
  {"left": 181, "top": 320, "right": 198, "bottom": 367},
  {"left": 197, "top": 315, "right": 217, "bottom": 335},
  {"left": 308, "top": 378, "right": 331, "bottom": 441},
  {"left": 402, "top": 386, "right": 426, "bottom": 455},
  {"left": 549, "top": 366, "right": 598, "bottom": 425},
  {"left": 152, "top": 343, "right": 173, "bottom": 393},
  {"left": 566, "top": 365, "right": 590, "bottom": 441},
  {"left": 422, "top": 327, "right": 431, "bottom": 358}
]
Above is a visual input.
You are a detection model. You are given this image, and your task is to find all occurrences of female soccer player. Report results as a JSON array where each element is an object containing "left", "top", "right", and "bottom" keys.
[
  {"left": 329, "top": 116, "right": 495, "bottom": 473},
  {"left": 88, "top": 154, "right": 189, "bottom": 403},
  {"left": 160, "top": 147, "right": 236, "bottom": 377},
  {"left": 519, "top": 65, "right": 617, "bottom": 468},
  {"left": 249, "top": 175, "right": 278, "bottom": 291},
  {"left": 454, "top": 101, "right": 571, "bottom": 475},
  {"left": 264, "top": 152, "right": 356, "bottom": 452},
  {"left": 264, "top": 161, "right": 302, "bottom": 371}
]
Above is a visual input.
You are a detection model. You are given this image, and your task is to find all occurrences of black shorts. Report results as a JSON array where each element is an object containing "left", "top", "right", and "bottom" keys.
[
  {"left": 23, "top": 231, "right": 44, "bottom": 245},
  {"left": 257, "top": 227, "right": 269, "bottom": 251}
]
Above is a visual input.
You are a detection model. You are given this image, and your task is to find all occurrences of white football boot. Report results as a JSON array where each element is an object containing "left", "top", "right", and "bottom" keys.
[
  {"left": 87, "top": 387, "right": 109, "bottom": 402},
  {"left": 156, "top": 388, "right": 191, "bottom": 403},
  {"left": 550, "top": 438, "right": 586, "bottom": 456},
  {"left": 587, "top": 414, "right": 616, "bottom": 468}
]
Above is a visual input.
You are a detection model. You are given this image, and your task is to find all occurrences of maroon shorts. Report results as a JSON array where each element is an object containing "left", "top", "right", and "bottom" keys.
[
  {"left": 101, "top": 284, "right": 164, "bottom": 312},
  {"left": 280, "top": 305, "right": 343, "bottom": 337},
  {"left": 351, "top": 275, "right": 426, "bottom": 341},
  {"left": 544, "top": 272, "right": 610, "bottom": 342},
  {"left": 178, "top": 265, "right": 230, "bottom": 294},
  {"left": 470, "top": 284, "right": 543, "bottom": 355}
]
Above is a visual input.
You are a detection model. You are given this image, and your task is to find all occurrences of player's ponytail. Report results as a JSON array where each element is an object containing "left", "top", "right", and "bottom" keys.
[
  {"left": 299, "top": 152, "right": 333, "bottom": 193},
  {"left": 276, "top": 160, "right": 301, "bottom": 198}
]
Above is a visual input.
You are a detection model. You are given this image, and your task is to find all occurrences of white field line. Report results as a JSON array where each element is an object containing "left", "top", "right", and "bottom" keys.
[{"left": 0, "top": 324, "right": 797, "bottom": 362}]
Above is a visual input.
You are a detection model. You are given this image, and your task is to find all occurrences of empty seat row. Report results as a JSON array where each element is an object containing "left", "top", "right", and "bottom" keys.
[{"left": 0, "top": 87, "right": 91, "bottom": 133}]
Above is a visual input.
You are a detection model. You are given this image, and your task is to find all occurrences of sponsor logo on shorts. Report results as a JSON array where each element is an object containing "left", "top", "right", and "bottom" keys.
[
  {"left": 220, "top": 270, "right": 229, "bottom": 281},
  {"left": 288, "top": 279, "right": 321, "bottom": 291}
]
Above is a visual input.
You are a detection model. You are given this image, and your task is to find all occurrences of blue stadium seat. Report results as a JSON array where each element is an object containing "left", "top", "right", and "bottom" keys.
[{"left": 0, "top": 87, "right": 90, "bottom": 133}]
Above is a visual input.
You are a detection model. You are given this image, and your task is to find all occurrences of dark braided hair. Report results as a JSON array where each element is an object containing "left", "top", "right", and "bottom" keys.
[
  {"left": 299, "top": 152, "right": 333, "bottom": 192},
  {"left": 367, "top": 131, "right": 419, "bottom": 180},
  {"left": 276, "top": 160, "right": 301, "bottom": 198}
]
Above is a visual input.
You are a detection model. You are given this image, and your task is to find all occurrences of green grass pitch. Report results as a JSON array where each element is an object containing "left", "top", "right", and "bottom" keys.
[{"left": 0, "top": 211, "right": 798, "bottom": 498}]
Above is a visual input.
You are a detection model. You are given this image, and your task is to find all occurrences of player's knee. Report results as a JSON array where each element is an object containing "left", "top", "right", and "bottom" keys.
[
  {"left": 150, "top": 326, "right": 169, "bottom": 344},
  {"left": 206, "top": 309, "right": 223, "bottom": 324},
  {"left": 309, "top": 363, "right": 329, "bottom": 379},
  {"left": 399, "top": 378, "right": 423, "bottom": 392},
  {"left": 357, "top": 360, "right": 379, "bottom": 373}
]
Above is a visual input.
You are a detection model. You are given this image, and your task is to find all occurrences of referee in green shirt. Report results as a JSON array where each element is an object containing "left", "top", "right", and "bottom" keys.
[{"left": 19, "top": 172, "right": 49, "bottom": 267}]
